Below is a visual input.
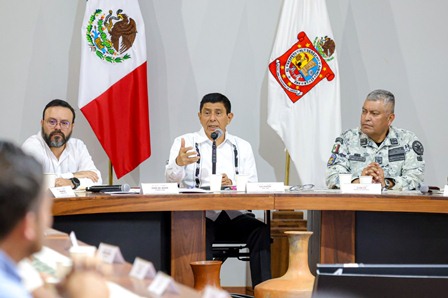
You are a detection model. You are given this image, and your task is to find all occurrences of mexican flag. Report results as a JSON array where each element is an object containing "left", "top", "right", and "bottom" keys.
[{"left": 78, "top": 0, "right": 151, "bottom": 179}]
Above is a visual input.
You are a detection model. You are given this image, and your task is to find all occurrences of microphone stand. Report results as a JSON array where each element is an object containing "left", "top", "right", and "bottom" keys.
[
  {"left": 212, "top": 140, "right": 217, "bottom": 174},
  {"left": 211, "top": 129, "right": 221, "bottom": 175}
]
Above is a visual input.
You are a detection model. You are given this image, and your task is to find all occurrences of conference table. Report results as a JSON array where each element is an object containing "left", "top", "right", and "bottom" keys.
[
  {"left": 43, "top": 228, "right": 200, "bottom": 297},
  {"left": 52, "top": 190, "right": 448, "bottom": 287}
]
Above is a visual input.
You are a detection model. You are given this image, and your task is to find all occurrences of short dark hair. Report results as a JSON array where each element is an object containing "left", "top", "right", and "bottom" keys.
[
  {"left": 0, "top": 141, "right": 43, "bottom": 240},
  {"left": 199, "top": 93, "right": 232, "bottom": 114},
  {"left": 42, "top": 99, "right": 76, "bottom": 123}
]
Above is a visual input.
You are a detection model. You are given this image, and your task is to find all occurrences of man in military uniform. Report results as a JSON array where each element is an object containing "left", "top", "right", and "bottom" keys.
[{"left": 326, "top": 89, "right": 425, "bottom": 190}]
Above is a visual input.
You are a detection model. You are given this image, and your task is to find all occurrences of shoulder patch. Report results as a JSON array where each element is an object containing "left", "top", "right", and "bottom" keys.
[
  {"left": 335, "top": 137, "right": 343, "bottom": 144},
  {"left": 412, "top": 140, "right": 424, "bottom": 155},
  {"left": 332, "top": 144, "right": 340, "bottom": 154},
  {"left": 327, "top": 154, "right": 337, "bottom": 166}
]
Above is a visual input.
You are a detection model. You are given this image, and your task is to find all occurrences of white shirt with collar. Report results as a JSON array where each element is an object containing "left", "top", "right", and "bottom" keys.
[
  {"left": 22, "top": 131, "right": 102, "bottom": 188},
  {"left": 165, "top": 128, "right": 258, "bottom": 220}
]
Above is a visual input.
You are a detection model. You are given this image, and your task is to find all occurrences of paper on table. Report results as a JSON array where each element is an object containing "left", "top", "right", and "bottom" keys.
[{"left": 178, "top": 188, "right": 211, "bottom": 193}]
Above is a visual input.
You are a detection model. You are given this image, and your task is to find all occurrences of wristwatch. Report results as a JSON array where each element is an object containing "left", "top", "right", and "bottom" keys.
[
  {"left": 384, "top": 178, "right": 394, "bottom": 190},
  {"left": 70, "top": 177, "right": 80, "bottom": 189}
]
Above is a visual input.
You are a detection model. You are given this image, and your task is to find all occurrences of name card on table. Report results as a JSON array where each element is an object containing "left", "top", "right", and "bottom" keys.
[
  {"left": 50, "top": 186, "right": 76, "bottom": 198},
  {"left": 444, "top": 185, "right": 448, "bottom": 196},
  {"left": 147, "top": 271, "right": 180, "bottom": 296},
  {"left": 140, "top": 183, "right": 179, "bottom": 195},
  {"left": 246, "top": 182, "right": 285, "bottom": 193},
  {"left": 129, "top": 257, "right": 156, "bottom": 280},
  {"left": 97, "top": 243, "right": 125, "bottom": 264},
  {"left": 69, "top": 231, "right": 79, "bottom": 247},
  {"left": 341, "top": 183, "right": 382, "bottom": 194}
]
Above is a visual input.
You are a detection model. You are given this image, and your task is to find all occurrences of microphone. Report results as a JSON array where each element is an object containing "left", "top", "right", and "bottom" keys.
[
  {"left": 419, "top": 185, "right": 440, "bottom": 194},
  {"left": 419, "top": 184, "right": 431, "bottom": 194},
  {"left": 211, "top": 129, "right": 223, "bottom": 175},
  {"left": 86, "top": 184, "right": 131, "bottom": 193},
  {"left": 211, "top": 128, "right": 223, "bottom": 140}
]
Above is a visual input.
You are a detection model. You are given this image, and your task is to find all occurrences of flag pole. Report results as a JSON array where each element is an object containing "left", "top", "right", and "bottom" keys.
[
  {"left": 285, "top": 150, "right": 291, "bottom": 186},
  {"left": 108, "top": 160, "right": 113, "bottom": 185}
]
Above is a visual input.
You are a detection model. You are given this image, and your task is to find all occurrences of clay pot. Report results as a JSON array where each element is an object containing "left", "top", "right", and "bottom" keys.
[
  {"left": 190, "top": 260, "right": 222, "bottom": 291},
  {"left": 254, "top": 231, "right": 314, "bottom": 298}
]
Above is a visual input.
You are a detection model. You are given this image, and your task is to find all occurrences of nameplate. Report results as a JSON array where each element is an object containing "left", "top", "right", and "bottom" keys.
[
  {"left": 129, "top": 257, "right": 156, "bottom": 280},
  {"left": 69, "top": 231, "right": 79, "bottom": 247},
  {"left": 97, "top": 243, "right": 125, "bottom": 264},
  {"left": 50, "top": 186, "right": 76, "bottom": 198},
  {"left": 202, "top": 285, "right": 230, "bottom": 298},
  {"left": 340, "top": 183, "right": 382, "bottom": 194},
  {"left": 246, "top": 182, "right": 285, "bottom": 193},
  {"left": 147, "top": 271, "right": 180, "bottom": 296},
  {"left": 444, "top": 185, "right": 448, "bottom": 196},
  {"left": 140, "top": 183, "right": 179, "bottom": 195}
]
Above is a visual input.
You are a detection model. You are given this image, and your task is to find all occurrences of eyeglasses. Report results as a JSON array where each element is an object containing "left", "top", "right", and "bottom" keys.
[
  {"left": 45, "top": 118, "right": 71, "bottom": 129},
  {"left": 289, "top": 184, "right": 315, "bottom": 191}
]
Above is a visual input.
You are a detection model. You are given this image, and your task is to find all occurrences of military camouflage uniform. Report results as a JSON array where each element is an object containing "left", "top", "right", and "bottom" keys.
[{"left": 326, "top": 126, "right": 425, "bottom": 190}]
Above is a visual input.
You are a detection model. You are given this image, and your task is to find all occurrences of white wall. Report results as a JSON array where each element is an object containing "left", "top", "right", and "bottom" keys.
[
  {"left": 1, "top": 0, "right": 447, "bottom": 285},
  {"left": 3, "top": 0, "right": 445, "bottom": 188}
]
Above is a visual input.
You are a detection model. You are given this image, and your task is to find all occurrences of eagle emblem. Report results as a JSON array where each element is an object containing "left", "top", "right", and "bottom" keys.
[
  {"left": 86, "top": 9, "right": 137, "bottom": 63},
  {"left": 314, "top": 36, "right": 336, "bottom": 62}
]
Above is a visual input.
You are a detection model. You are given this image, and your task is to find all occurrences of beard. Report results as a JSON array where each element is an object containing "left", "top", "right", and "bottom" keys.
[{"left": 42, "top": 129, "right": 71, "bottom": 148}]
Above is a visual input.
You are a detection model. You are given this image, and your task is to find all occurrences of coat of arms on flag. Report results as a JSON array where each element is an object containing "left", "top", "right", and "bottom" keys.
[
  {"left": 269, "top": 31, "right": 336, "bottom": 103},
  {"left": 86, "top": 9, "right": 137, "bottom": 63}
]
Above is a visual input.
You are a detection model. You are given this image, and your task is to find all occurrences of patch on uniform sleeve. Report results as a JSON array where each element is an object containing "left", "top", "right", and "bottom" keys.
[
  {"left": 335, "top": 137, "right": 343, "bottom": 144},
  {"left": 417, "top": 156, "right": 423, "bottom": 161},
  {"left": 327, "top": 154, "right": 337, "bottom": 166},
  {"left": 412, "top": 141, "right": 424, "bottom": 155},
  {"left": 332, "top": 144, "right": 340, "bottom": 154}
]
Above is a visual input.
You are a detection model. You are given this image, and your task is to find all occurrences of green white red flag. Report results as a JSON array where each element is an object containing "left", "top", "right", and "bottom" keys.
[{"left": 78, "top": 0, "right": 150, "bottom": 178}]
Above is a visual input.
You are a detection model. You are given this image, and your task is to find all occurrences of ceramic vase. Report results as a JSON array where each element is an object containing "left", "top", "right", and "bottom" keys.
[
  {"left": 190, "top": 260, "right": 222, "bottom": 291},
  {"left": 254, "top": 231, "right": 314, "bottom": 298}
]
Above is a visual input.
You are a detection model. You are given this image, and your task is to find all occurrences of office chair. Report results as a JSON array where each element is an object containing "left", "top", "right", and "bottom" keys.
[
  {"left": 211, "top": 211, "right": 271, "bottom": 263},
  {"left": 212, "top": 241, "right": 251, "bottom": 262}
]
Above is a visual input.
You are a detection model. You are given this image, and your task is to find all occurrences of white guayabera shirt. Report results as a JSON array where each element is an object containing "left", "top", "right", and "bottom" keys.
[
  {"left": 22, "top": 131, "right": 102, "bottom": 188},
  {"left": 165, "top": 128, "right": 258, "bottom": 220}
]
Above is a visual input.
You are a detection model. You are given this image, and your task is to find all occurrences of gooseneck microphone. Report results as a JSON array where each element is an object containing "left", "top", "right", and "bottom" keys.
[
  {"left": 211, "top": 129, "right": 223, "bottom": 175},
  {"left": 86, "top": 184, "right": 131, "bottom": 193}
]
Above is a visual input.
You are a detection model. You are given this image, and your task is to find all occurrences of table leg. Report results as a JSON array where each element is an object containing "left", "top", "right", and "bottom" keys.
[
  {"left": 320, "top": 210, "right": 355, "bottom": 264},
  {"left": 171, "top": 211, "right": 206, "bottom": 286}
]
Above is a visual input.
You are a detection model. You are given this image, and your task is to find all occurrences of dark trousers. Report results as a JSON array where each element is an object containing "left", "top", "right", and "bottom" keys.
[{"left": 206, "top": 211, "right": 271, "bottom": 287}]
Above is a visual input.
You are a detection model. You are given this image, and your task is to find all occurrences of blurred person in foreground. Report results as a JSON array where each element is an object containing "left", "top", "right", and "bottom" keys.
[{"left": 0, "top": 140, "right": 108, "bottom": 298}]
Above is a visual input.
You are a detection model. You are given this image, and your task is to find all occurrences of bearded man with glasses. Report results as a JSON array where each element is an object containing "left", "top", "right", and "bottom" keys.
[{"left": 22, "top": 99, "right": 101, "bottom": 189}]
